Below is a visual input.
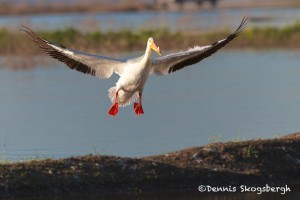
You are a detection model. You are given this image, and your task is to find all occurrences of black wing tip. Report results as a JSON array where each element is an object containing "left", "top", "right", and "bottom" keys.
[
  {"left": 165, "top": 17, "right": 249, "bottom": 74},
  {"left": 20, "top": 25, "right": 51, "bottom": 46},
  {"left": 20, "top": 25, "right": 97, "bottom": 77},
  {"left": 19, "top": 25, "right": 33, "bottom": 33},
  {"left": 20, "top": 25, "right": 36, "bottom": 37},
  {"left": 234, "top": 16, "right": 249, "bottom": 35}
]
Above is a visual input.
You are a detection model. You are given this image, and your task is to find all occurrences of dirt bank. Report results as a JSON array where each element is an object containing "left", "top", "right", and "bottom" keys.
[{"left": 0, "top": 133, "right": 300, "bottom": 198}]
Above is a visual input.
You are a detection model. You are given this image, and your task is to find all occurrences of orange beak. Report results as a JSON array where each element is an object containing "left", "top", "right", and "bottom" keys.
[{"left": 150, "top": 42, "right": 162, "bottom": 56}]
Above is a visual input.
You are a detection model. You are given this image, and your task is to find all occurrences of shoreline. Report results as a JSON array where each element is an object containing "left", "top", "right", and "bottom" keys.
[{"left": 0, "top": 133, "right": 299, "bottom": 198}]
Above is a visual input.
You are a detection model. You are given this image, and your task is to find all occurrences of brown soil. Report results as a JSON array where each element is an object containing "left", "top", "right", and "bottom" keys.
[{"left": 0, "top": 133, "right": 300, "bottom": 198}]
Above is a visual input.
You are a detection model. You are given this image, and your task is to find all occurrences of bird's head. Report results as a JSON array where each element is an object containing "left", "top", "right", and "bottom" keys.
[{"left": 147, "top": 37, "right": 162, "bottom": 56}]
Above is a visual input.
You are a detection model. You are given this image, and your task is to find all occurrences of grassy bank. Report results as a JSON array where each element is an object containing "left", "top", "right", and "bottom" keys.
[
  {"left": 0, "top": 133, "right": 299, "bottom": 198},
  {"left": 1, "top": 22, "right": 300, "bottom": 68}
]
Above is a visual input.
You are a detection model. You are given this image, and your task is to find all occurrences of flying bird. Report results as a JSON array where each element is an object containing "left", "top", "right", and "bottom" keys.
[{"left": 21, "top": 17, "right": 247, "bottom": 117}]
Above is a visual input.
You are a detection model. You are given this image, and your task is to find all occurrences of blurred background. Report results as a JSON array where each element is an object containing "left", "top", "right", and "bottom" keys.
[{"left": 0, "top": 0, "right": 300, "bottom": 163}]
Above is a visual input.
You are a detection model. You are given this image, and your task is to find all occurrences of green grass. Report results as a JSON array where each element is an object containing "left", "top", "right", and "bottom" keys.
[{"left": 240, "top": 21, "right": 300, "bottom": 47}]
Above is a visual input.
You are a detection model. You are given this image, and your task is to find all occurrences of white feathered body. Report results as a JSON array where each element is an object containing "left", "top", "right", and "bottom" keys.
[{"left": 108, "top": 54, "right": 151, "bottom": 107}]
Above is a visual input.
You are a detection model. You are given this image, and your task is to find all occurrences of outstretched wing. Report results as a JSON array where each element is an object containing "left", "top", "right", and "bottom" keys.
[
  {"left": 151, "top": 17, "right": 248, "bottom": 75},
  {"left": 21, "top": 26, "right": 126, "bottom": 79}
]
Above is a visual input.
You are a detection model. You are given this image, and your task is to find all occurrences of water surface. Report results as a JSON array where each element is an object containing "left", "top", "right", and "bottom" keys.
[
  {"left": 1, "top": 8, "right": 300, "bottom": 32},
  {"left": 0, "top": 50, "right": 300, "bottom": 160}
]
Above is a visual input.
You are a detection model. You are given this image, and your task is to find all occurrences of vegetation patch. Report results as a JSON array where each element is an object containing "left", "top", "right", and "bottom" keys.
[{"left": 1, "top": 22, "right": 300, "bottom": 69}]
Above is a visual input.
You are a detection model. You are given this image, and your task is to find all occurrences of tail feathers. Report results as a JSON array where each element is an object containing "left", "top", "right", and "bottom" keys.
[{"left": 108, "top": 87, "right": 138, "bottom": 107}]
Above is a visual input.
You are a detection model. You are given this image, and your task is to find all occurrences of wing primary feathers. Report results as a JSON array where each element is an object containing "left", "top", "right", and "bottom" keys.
[
  {"left": 234, "top": 16, "right": 248, "bottom": 35},
  {"left": 167, "top": 17, "right": 248, "bottom": 73},
  {"left": 20, "top": 25, "right": 97, "bottom": 76},
  {"left": 151, "top": 17, "right": 248, "bottom": 75}
]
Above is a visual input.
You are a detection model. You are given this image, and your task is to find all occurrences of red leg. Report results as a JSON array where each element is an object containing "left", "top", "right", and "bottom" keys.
[
  {"left": 108, "top": 91, "right": 119, "bottom": 116},
  {"left": 134, "top": 92, "right": 144, "bottom": 116}
]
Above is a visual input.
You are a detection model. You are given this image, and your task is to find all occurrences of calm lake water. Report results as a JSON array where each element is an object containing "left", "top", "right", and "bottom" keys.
[
  {"left": 1, "top": 7, "right": 300, "bottom": 32},
  {"left": 0, "top": 50, "right": 300, "bottom": 161}
]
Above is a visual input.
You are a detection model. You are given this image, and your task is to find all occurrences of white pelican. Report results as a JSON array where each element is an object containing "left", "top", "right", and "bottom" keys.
[{"left": 21, "top": 17, "right": 247, "bottom": 117}]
